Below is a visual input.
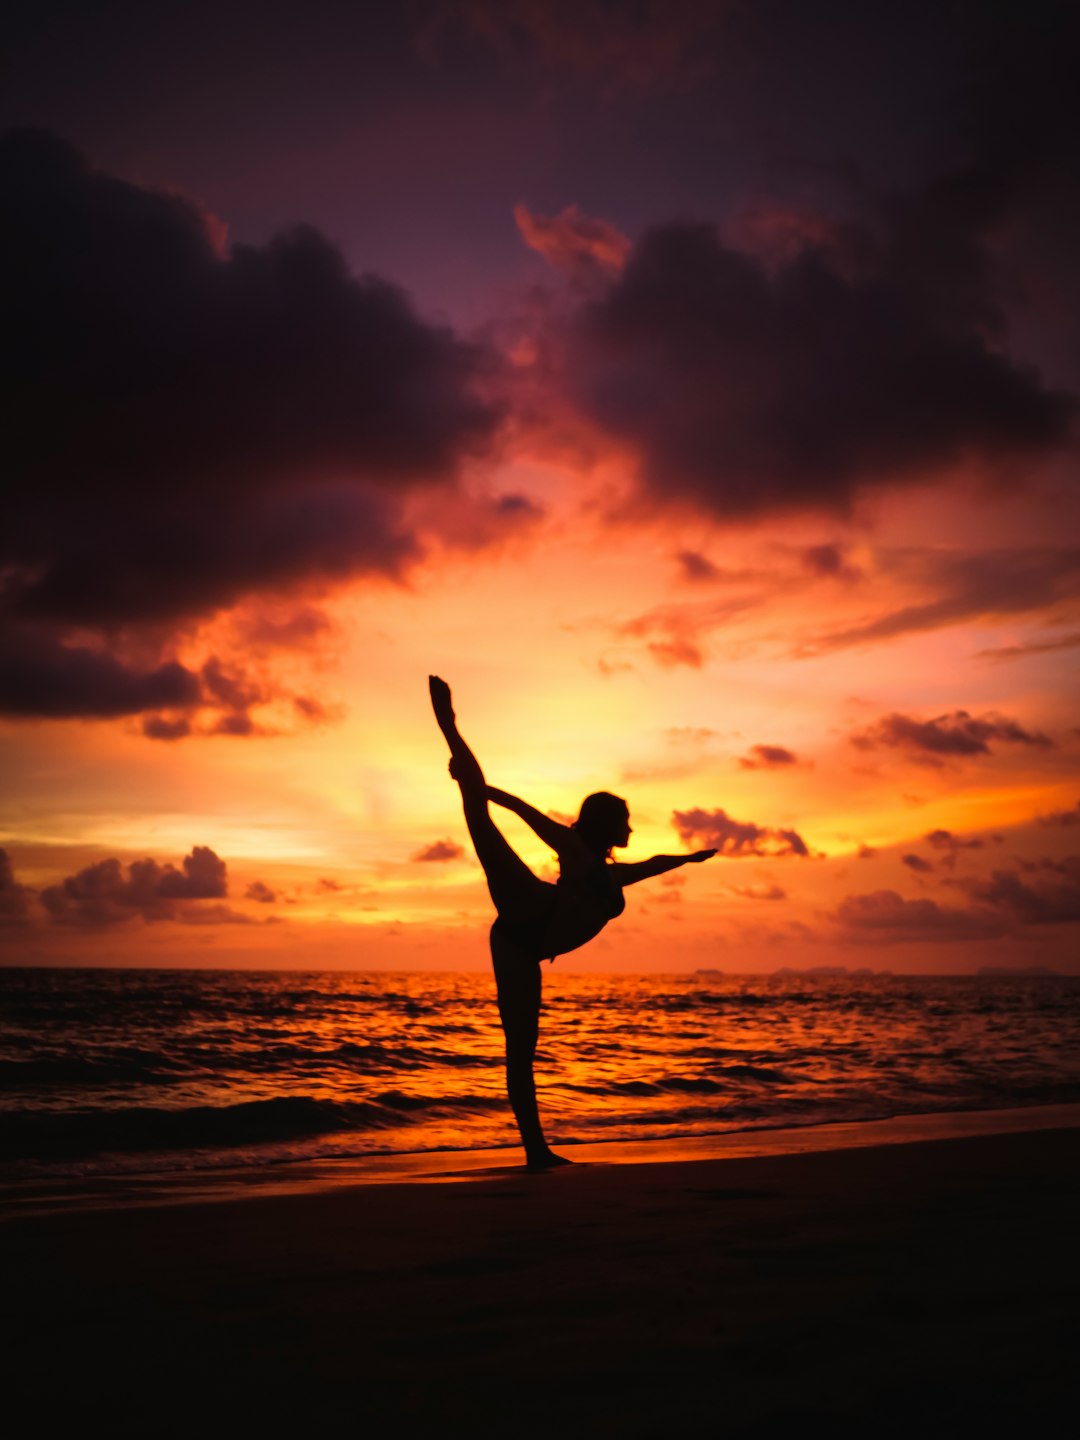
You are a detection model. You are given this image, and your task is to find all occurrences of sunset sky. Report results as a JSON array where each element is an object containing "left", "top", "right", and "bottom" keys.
[{"left": 2, "top": 0, "right": 1078, "bottom": 971}]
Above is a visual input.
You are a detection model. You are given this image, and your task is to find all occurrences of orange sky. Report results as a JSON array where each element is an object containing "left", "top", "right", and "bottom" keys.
[
  {"left": 4, "top": 442, "right": 1078, "bottom": 972},
  {"left": 2, "top": 5, "right": 1079, "bottom": 971}
]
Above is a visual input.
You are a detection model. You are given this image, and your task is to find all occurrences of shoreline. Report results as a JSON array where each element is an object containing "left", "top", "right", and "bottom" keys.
[{"left": 5, "top": 1097, "right": 1079, "bottom": 1219}]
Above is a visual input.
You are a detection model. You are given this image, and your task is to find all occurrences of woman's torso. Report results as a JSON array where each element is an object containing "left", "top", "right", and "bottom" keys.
[{"left": 542, "top": 858, "right": 625, "bottom": 960}]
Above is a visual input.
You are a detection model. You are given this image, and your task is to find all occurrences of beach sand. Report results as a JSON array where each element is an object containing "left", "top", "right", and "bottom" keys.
[{"left": 4, "top": 1119, "right": 1078, "bottom": 1437}]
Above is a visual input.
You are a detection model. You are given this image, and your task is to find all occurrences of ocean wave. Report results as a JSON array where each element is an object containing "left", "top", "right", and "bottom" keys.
[
  {"left": 0, "top": 1051, "right": 196, "bottom": 1088},
  {"left": 0, "top": 1089, "right": 498, "bottom": 1162},
  {"left": 3, "top": 969, "right": 1079, "bottom": 1178}
]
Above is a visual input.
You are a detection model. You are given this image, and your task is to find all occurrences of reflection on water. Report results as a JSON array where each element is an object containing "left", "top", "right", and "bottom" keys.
[{"left": 2, "top": 968, "right": 1079, "bottom": 1178}]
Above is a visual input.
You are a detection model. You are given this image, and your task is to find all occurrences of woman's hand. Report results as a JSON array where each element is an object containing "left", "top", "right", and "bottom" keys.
[{"left": 686, "top": 848, "right": 718, "bottom": 863}]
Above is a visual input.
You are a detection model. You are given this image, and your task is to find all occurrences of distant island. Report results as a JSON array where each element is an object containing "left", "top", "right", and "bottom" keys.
[
  {"left": 694, "top": 966, "right": 884, "bottom": 978},
  {"left": 689, "top": 966, "right": 1067, "bottom": 979},
  {"left": 770, "top": 966, "right": 880, "bottom": 978},
  {"left": 977, "top": 966, "right": 1061, "bottom": 977}
]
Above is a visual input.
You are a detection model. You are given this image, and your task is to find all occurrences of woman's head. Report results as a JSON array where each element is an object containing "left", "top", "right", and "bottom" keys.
[{"left": 573, "top": 791, "right": 631, "bottom": 855}]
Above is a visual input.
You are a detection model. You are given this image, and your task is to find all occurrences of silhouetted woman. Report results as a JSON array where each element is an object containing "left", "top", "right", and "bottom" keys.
[{"left": 429, "top": 675, "right": 716, "bottom": 1169}]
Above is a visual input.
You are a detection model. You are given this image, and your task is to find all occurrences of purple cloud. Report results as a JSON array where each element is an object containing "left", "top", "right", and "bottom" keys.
[
  {"left": 562, "top": 220, "right": 1072, "bottom": 521},
  {"left": 902, "top": 854, "right": 935, "bottom": 874},
  {"left": 673, "top": 807, "right": 809, "bottom": 858},
  {"left": 739, "top": 744, "right": 800, "bottom": 771},
  {"left": 852, "top": 709, "right": 1053, "bottom": 759},
  {"left": 40, "top": 846, "right": 229, "bottom": 927},
  {"left": 0, "top": 849, "right": 33, "bottom": 925},
  {"left": 961, "top": 862, "right": 1080, "bottom": 927},
  {"left": 0, "top": 129, "right": 501, "bottom": 724},
  {"left": 833, "top": 890, "right": 1005, "bottom": 943},
  {"left": 245, "top": 881, "right": 278, "bottom": 904},
  {"left": 1038, "top": 801, "right": 1080, "bottom": 829}
]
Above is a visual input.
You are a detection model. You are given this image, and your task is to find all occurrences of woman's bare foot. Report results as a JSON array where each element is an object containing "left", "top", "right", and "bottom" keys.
[
  {"left": 429, "top": 675, "right": 456, "bottom": 731},
  {"left": 525, "top": 1148, "right": 574, "bottom": 1172}
]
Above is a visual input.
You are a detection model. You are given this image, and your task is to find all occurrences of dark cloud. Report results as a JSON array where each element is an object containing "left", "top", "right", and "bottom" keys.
[
  {"left": 835, "top": 850, "right": 1080, "bottom": 945},
  {"left": 978, "top": 633, "right": 1080, "bottom": 663},
  {"left": 0, "top": 849, "right": 33, "bottom": 924},
  {"left": 292, "top": 696, "right": 336, "bottom": 724},
  {"left": 39, "top": 846, "right": 228, "bottom": 927},
  {"left": 200, "top": 657, "right": 264, "bottom": 713},
  {"left": 852, "top": 710, "right": 1054, "bottom": 760},
  {"left": 208, "top": 712, "right": 263, "bottom": 738},
  {"left": 563, "top": 217, "right": 1073, "bottom": 521},
  {"left": 960, "top": 862, "right": 1080, "bottom": 927},
  {"left": 0, "top": 632, "right": 201, "bottom": 719},
  {"left": 527, "top": 2, "right": 1080, "bottom": 524},
  {"left": 412, "top": 838, "right": 466, "bottom": 862},
  {"left": 924, "top": 828, "right": 986, "bottom": 869},
  {"left": 143, "top": 715, "right": 192, "bottom": 742},
  {"left": 673, "top": 807, "right": 809, "bottom": 858},
  {"left": 0, "top": 634, "right": 283, "bottom": 733},
  {"left": 902, "top": 853, "right": 934, "bottom": 874},
  {"left": 245, "top": 880, "right": 278, "bottom": 903},
  {"left": 739, "top": 744, "right": 800, "bottom": 770},
  {"left": 420, "top": 0, "right": 721, "bottom": 95},
  {"left": 1039, "top": 801, "right": 1080, "bottom": 828},
  {"left": 491, "top": 493, "right": 542, "bottom": 519},
  {"left": 926, "top": 829, "right": 985, "bottom": 850},
  {"left": 857, "top": 844, "right": 877, "bottom": 859},
  {"left": 675, "top": 550, "right": 719, "bottom": 583},
  {"left": 801, "top": 544, "right": 861, "bottom": 581},
  {"left": 800, "top": 549, "right": 1080, "bottom": 656},
  {"left": 1, "top": 129, "right": 498, "bottom": 640},
  {"left": 833, "top": 890, "right": 1005, "bottom": 943}
]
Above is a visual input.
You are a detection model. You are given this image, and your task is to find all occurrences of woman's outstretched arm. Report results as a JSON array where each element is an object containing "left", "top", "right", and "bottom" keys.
[
  {"left": 610, "top": 850, "right": 717, "bottom": 887},
  {"left": 487, "top": 786, "right": 582, "bottom": 859}
]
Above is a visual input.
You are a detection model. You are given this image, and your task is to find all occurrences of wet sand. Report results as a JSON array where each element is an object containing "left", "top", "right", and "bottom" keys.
[{"left": 4, "top": 1121, "right": 1079, "bottom": 1436}]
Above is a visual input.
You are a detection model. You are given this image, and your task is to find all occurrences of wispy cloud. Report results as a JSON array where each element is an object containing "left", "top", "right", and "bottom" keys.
[
  {"left": 796, "top": 549, "right": 1080, "bottom": 656},
  {"left": 412, "top": 838, "right": 467, "bottom": 863}
]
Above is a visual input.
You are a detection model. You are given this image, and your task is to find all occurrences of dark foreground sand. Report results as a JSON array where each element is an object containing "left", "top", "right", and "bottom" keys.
[{"left": 4, "top": 1125, "right": 1079, "bottom": 1437}]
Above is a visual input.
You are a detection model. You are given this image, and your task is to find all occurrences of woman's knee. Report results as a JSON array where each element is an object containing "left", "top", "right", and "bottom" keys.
[
  {"left": 493, "top": 961, "right": 541, "bottom": 1017},
  {"left": 497, "top": 994, "right": 540, "bottom": 1054}
]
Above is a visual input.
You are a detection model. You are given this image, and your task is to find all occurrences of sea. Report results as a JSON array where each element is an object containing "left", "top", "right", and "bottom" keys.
[{"left": 2, "top": 967, "right": 1079, "bottom": 1183}]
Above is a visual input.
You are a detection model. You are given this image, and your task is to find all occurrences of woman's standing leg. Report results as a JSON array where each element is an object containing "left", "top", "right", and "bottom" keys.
[{"left": 490, "top": 922, "right": 568, "bottom": 1169}]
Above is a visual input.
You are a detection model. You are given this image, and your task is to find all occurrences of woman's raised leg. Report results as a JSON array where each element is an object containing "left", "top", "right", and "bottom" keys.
[{"left": 429, "top": 676, "right": 550, "bottom": 923}]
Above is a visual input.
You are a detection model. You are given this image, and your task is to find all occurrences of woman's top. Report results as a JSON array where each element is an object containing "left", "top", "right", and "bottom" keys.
[{"left": 542, "top": 857, "right": 626, "bottom": 961}]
